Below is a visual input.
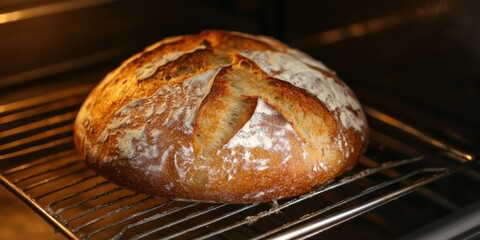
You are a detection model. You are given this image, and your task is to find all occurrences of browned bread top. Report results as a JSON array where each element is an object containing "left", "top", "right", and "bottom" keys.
[{"left": 74, "top": 30, "right": 368, "bottom": 203}]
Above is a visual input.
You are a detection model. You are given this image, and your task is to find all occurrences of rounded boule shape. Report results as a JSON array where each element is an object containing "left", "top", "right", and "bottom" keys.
[{"left": 74, "top": 30, "right": 368, "bottom": 203}]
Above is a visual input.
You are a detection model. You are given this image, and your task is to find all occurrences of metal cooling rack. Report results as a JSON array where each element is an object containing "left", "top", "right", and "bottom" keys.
[{"left": 0, "top": 84, "right": 478, "bottom": 239}]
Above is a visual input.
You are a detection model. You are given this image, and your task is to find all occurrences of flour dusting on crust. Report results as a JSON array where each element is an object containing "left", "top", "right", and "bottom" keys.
[
  {"left": 286, "top": 48, "right": 330, "bottom": 71},
  {"left": 230, "top": 31, "right": 286, "bottom": 51},
  {"left": 239, "top": 50, "right": 364, "bottom": 132},
  {"left": 226, "top": 98, "right": 296, "bottom": 151},
  {"left": 223, "top": 98, "right": 300, "bottom": 174},
  {"left": 98, "top": 68, "right": 221, "bottom": 169},
  {"left": 135, "top": 44, "right": 207, "bottom": 81}
]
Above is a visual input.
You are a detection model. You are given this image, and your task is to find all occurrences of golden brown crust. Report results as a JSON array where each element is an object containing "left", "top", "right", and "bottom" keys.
[{"left": 74, "top": 30, "right": 369, "bottom": 203}]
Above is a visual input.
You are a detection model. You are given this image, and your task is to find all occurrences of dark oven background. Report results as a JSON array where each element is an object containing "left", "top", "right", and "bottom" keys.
[{"left": 0, "top": 0, "right": 479, "bottom": 239}]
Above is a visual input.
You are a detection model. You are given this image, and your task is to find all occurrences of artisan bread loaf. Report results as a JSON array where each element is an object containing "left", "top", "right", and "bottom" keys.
[{"left": 73, "top": 30, "right": 368, "bottom": 203}]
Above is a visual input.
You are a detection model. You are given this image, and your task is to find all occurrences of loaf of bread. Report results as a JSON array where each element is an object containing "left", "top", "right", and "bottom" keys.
[{"left": 74, "top": 30, "right": 368, "bottom": 203}]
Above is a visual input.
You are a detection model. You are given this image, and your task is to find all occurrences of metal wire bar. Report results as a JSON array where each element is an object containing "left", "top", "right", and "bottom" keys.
[
  {"left": 64, "top": 192, "right": 140, "bottom": 226},
  {"left": 84, "top": 199, "right": 175, "bottom": 239},
  {"left": 0, "top": 46, "right": 127, "bottom": 88},
  {"left": 1, "top": 124, "right": 73, "bottom": 152},
  {"left": 252, "top": 168, "right": 448, "bottom": 240},
  {"left": 1, "top": 111, "right": 77, "bottom": 140},
  {"left": 162, "top": 203, "right": 261, "bottom": 240},
  {"left": 0, "top": 174, "right": 79, "bottom": 240},
  {"left": 0, "top": 136, "right": 73, "bottom": 161},
  {"left": 361, "top": 154, "right": 459, "bottom": 210},
  {"left": 0, "top": 97, "right": 83, "bottom": 126},
  {"left": 194, "top": 155, "right": 428, "bottom": 240},
  {"left": 0, "top": 84, "right": 91, "bottom": 115},
  {"left": 2, "top": 149, "right": 77, "bottom": 174},
  {"left": 22, "top": 167, "right": 89, "bottom": 191},
  {"left": 271, "top": 167, "right": 463, "bottom": 240},
  {"left": 55, "top": 187, "right": 124, "bottom": 215},
  {"left": 132, "top": 204, "right": 229, "bottom": 240},
  {"left": 47, "top": 180, "right": 110, "bottom": 209},
  {"left": 110, "top": 203, "right": 201, "bottom": 240},
  {"left": 13, "top": 159, "right": 82, "bottom": 184},
  {"left": 73, "top": 196, "right": 155, "bottom": 233},
  {"left": 364, "top": 107, "right": 474, "bottom": 161},
  {"left": 34, "top": 174, "right": 99, "bottom": 200}
]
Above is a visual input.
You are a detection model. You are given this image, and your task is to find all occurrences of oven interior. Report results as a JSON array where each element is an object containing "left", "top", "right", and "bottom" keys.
[{"left": 1, "top": 0, "right": 479, "bottom": 239}]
